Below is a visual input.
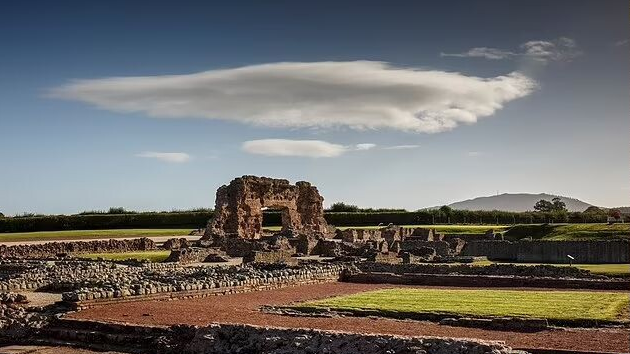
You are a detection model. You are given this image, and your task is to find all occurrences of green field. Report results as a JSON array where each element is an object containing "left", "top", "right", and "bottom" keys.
[
  {"left": 504, "top": 223, "right": 630, "bottom": 241},
  {"left": 0, "top": 229, "right": 193, "bottom": 242},
  {"left": 1, "top": 223, "right": 626, "bottom": 243},
  {"left": 80, "top": 250, "right": 171, "bottom": 262},
  {"left": 296, "top": 288, "right": 629, "bottom": 322}
]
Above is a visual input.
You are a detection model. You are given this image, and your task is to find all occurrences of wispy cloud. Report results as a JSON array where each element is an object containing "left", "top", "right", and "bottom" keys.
[
  {"left": 355, "top": 143, "right": 377, "bottom": 151},
  {"left": 467, "top": 151, "right": 482, "bottom": 157},
  {"left": 441, "top": 47, "right": 515, "bottom": 60},
  {"left": 614, "top": 39, "right": 629, "bottom": 47},
  {"left": 382, "top": 145, "right": 420, "bottom": 150},
  {"left": 242, "top": 139, "right": 423, "bottom": 158},
  {"left": 50, "top": 61, "right": 535, "bottom": 134},
  {"left": 442, "top": 37, "right": 581, "bottom": 64},
  {"left": 242, "top": 139, "right": 347, "bottom": 158},
  {"left": 135, "top": 151, "right": 191, "bottom": 163}
]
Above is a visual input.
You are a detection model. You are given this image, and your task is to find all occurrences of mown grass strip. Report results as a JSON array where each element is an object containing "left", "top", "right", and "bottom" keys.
[
  {"left": 296, "top": 288, "right": 629, "bottom": 322},
  {"left": 80, "top": 250, "right": 171, "bottom": 262}
]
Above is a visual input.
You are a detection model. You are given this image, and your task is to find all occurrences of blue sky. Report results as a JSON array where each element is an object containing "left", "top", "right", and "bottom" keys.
[{"left": 0, "top": 0, "right": 628, "bottom": 215}]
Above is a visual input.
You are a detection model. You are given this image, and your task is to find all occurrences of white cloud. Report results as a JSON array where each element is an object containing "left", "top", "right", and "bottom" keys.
[
  {"left": 50, "top": 61, "right": 536, "bottom": 134},
  {"left": 355, "top": 143, "right": 377, "bottom": 151},
  {"left": 383, "top": 145, "right": 420, "bottom": 150},
  {"left": 242, "top": 139, "right": 425, "bottom": 157},
  {"left": 441, "top": 47, "right": 515, "bottom": 60},
  {"left": 614, "top": 39, "right": 629, "bottom": 47},
  {"left": 520, "top": 37, "right": 581, "bottom": 63},
  {"left": 242, "top": 139, "right": 346, "bottom": 158},
  {"left": 135, "top": 151, "right": 191, "bottom": 163},
  {"left": 443, "top": 37, "right": 581, "bottom": 64},
  {"left": 467, "top": 151, "right": 482, "bottom": 157}
]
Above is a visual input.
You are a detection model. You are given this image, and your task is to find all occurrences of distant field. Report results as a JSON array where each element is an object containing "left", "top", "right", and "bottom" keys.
[
  {"left": 2, "top": 223, "right": 626, "bottom": 243},
  {"left": 295, "top": 288, "right": 629, "bottom": 322},
  {"left": 0, "top": 229, "right": 193, "bottom": 243},
  {"left": 504, "top": 223, "right": 630, "bottom": 241},
  {"left": 80, "top": 250, "right": 171, "bottom": 262}
]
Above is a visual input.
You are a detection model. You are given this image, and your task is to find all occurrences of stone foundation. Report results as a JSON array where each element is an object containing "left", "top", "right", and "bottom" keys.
[
  {"left": 243, "top": 250, "right": 297, "bottom": 265},
  {"left": 461, "top": 240, "right": 630, "bottom": 263},
  {"left": 42, "top": 319, "right": 521, "bottom": 354},
  {"left": 0, "top": 238, "right": 156, "bottom": 259},
  {"left": 164, "top": 247, "right": 227, "bottom": 264}
]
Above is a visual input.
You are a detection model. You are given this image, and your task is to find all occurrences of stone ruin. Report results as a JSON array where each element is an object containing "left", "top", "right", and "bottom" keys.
[{"left": 203, "top": 176, "right": 331, "bottom": 240}]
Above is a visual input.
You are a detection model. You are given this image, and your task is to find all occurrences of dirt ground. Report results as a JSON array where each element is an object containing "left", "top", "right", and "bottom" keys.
[
  {"left": 69, "top": 282, "right": 630, "bottom": 353},
  {"left": 0, "top": 345, "right": 126, "bottom": 354}
]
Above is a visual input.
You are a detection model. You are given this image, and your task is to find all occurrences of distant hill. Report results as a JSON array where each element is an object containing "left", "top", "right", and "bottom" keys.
[{"left": 447, "top": 193, "right": 593, "bottom": 212}]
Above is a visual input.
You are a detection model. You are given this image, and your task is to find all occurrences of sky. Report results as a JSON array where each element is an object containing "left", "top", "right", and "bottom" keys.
[{"left": 0, "top": 0, "right": 628, "bottom": 215}]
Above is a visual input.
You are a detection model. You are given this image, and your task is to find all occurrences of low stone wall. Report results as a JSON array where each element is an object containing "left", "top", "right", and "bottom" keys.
[
  {"left": 62, "top": 263, "right": 345, "bottom": 307},
  {"left": 461, "top": 240, "right": 630, "bottom": 263},
  {"left": 0, "top": 238, "right": 156, "bottom": 259},
  {"left": 243, "top": 250, "right": 296, "bottom": 265},
  {"left": 184, "top": 323, "right": 519, "bottom": 354},
  {"left": 44, "top": 319, "right": 520, "bottom": 354},
  {"left": 164, "top": 247, "right": 227, "bottom": 264},
  {"left": 356, "top": 262, "right": 605, "bottom": 279},
  {"left": 345, "top": 272, "right": 630, "bottom": 290},
  {"left": 399, "top": 240, "right": 452, "bottom": 256}
]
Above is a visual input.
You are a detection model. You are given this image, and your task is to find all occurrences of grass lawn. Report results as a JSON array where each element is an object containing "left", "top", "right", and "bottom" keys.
[
  {"left": 504, "top": 223, "right": 630, "bottom": 241},
  {"left": 296, "top": 288, "right": 629, "bottom": 322},
  {"left": 544, "top": 223, "right": 630, "bottom": 241},
  {"left": 80, "top": 250, "right": 171, "bottom": 262},
  {"left": 0, "top": 229, "right": 193, "bottom": 243}
]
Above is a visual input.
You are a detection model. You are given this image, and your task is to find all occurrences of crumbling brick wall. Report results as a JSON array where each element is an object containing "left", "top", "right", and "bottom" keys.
[{"left": 203, "top": 176, "right": 330, "bottom": 240}]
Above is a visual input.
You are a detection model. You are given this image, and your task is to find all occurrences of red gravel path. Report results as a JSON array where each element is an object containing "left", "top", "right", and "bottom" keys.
[{"left": 69, "top": 282, "right": 630, "bottom": 353}]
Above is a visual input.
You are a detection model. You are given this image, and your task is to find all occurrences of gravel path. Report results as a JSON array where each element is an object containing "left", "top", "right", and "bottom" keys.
[{"left": 69, "top": 282, "right": 630, "bottom": 353}]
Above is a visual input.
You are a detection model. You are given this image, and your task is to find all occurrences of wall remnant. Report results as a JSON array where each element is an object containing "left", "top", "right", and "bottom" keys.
[
  {"left": 203, "top": 176, "right": 331, "bottom": 240},
  {"left": 461, "top": 240, "right": 630, "bottom": 263},
  {"left": 0, "top": 238, "right": 156, "bottom": 259}
]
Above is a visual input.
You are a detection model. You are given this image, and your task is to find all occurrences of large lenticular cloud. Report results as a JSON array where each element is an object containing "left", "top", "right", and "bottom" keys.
[{"left": 50, "top": 61, "right": 537, "bottom": 133}]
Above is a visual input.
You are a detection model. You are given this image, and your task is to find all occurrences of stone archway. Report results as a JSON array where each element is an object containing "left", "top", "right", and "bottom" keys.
[{"left": 203, "top": 176, "right": 329, "bottom": 240}]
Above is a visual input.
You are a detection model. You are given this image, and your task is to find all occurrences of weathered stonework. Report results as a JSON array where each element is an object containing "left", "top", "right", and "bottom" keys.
[
  {"left": 203, "top": 176, "right": 330, "bottom": 240},
  {"left": 0, "top": 238, "right": 156, "bottom": 259}
]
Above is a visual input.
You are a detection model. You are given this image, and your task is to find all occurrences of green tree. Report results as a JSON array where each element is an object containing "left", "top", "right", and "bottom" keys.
[
  {"left": 551, "top": 197, "right": 567, "bottom": 212},
  {"left": 327, "top": 202, "right": 360, "bottom": 212},
  {"left": 533, "top": 199, "right": 554, "bottom": 212}
]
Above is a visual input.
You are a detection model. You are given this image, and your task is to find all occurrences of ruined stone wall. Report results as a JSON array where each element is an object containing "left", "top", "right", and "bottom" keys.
[
  {"left": 164, "top": 247, "right": 227, "bottom": 264},
  {"left": 44, "top": 320, "right": 520, "bottom": 354},
  {"left": 356, "top": 262, "right": 606, "bottom": 278},
  {"left": 203, "top": 176, "right": 329, "bottom": 239},
  {"left": 243, "top": 250, "right": 297, "bottom": 265},
  {"left": 183, "top": 323, "right": 519, "bottom": 354},
  {"left": 399, "top": 240, "right": 452, "bottom": 256},
  {"left": 0, "top": 238, "right": 156, "bottom": 259},
  {"left": 461, "top": 240, "right": 630, "bottom": 263},
  {"left": 55, "top": 263, "right": 345, "bottom": 307}
]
